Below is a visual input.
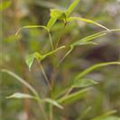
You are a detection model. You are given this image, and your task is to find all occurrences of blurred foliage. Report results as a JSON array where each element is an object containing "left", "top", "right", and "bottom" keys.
[{"left": 1, "top": 0, "right": 120, "bottom": 120}]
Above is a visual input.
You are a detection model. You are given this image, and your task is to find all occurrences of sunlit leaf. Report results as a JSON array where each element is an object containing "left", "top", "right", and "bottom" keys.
[
  {"left": 58, "top": 29, "right": 120, "bottom": 65},
  {"left": 26, "top": 52, "right": 42, "bottom": 70},
  {"left": 6, "top": 93, "right": 35, "bottom": 99},
  {"left": 66, "top": 0, "right": 81, "bottom": 17},
  {"left": 71, "top": 32, "right": 106, "bottom": 47},
  {"left": 73, "top": 78, "right": 98, "bottom": 88},
  {"left": 0, "top": 1, "right": 11, "bottom": 11},
  {"left": 47, "top": 17, "right": 57, "bottom": 30},
  {"left": 50, "top": 9, "right": 64, "bottom": 18},
  {"left": 68, "top": 17, "right": 110, "bottom": 31},
  {"left": 44, "top": 98, "right": 63, "bottom": 109},
  {"left": 76, "top": 62, "right": 120, "bottom": 80},
  {"left": 59, "top": 32, "right": 107, "bottom": 65},
  {"left": 50, "top": 9, "right": 66, "bottom": 22},
  {"left": 58, "top": 88, "right": 90, "bottom": 104},
  {"left": 26, "top": 46, "right": 65, "bottom": 70}
]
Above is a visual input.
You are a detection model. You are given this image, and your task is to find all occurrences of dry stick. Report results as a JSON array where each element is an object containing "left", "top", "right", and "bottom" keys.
[{"left": 13, "top": 0, "right": 30, "bottom": 119}]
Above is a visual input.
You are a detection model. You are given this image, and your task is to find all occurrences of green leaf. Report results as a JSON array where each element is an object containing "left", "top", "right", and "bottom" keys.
[
  {"left": 103, "top": 116, "right": 120, "bottom": 120},
  {"left": 47, "top": 17, "right": 57, "bottom": 30},
  {"left": 0, "top": 1, "right": 11, "bottom": 11},
  {"left": 91, "top": 110, "right": 117, "bottom": 120},
  {"left": 58, "top": 88, "right": 90, "bottom": 104},
  {"left": 50, "top": 9, "right": 64, "bottom": 19},
  {"left": 59, "top": 32, "right": 106, "bottom": 65},
  {"left": 6, "top": 93, "right": 35, "bottom": 99},
  {"left": 26, "top": 46, "right": 65, "bottom": 70},
  {"left": 58, "top": 29, "right": 120, "bottom": 65},
  {"left": 44, "top": 98, "right": 63, "bottom": 109},
  {"left": 68, "top": 17, "right": 110, "bottom": 31},
  {"left": 50, "top": 9, "right": 66, "bottom": 22},
  {"left": 15, "top": 25, "right": 48, "bottom": 35},
  {"left": 1, "top": 69, "right": 39, "bottom": 97},
  {"left": 71, "top": 32, "right": 106, "bottom": 47},
  {"left": 66, "top": 0, "right": 81, "bottom": 17},
  {"left": 73, "top": 78, "right": 98, "bottom": 88},
  {"left": 76, "top": 62, "right": 120, "bottom": 80},
  {"left": 26, "top": 52, "right": 42, "bottom": 70}
]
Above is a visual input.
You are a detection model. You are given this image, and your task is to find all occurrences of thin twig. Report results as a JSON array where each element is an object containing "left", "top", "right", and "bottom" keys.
[
  {"left": 37, "top": 61, "right": 52, "bottom": 90},
  {"left": 55, "top": 22, "right": 67, "bottom": 48}
]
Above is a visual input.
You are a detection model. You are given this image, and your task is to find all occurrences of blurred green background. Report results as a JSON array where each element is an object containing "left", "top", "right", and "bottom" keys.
[{"left": 1, "top": 0, "right": 120, "bottom": 120}]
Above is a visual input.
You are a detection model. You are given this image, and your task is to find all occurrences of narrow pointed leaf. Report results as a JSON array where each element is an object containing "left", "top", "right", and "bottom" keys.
[
  {"left": 6, "top": 93, "right": 35, "bottom": 99},
  {"left": 58, "top": 88, "right": 90, "bottom": 104},
  {"left": 47, "top": 17, "right": 57, "bottom": 30},
  {"left": 76, "top": 62, "right": 120, "bottom": 80},
  {"left": 26, "top": 52, "right": 42, "bottom": 70},
  {"left": 66, "top": 0, "right": 81, "bottom": 17},
  {"left": 72, "top": 32, "right": 106, "bottom": 47},
  {"left": 59, "top": 29, "right": 120, "bottom": 65},
  {"left": 26, "top": 46, "right": 65, "bottom": 70},
  {"left": 74, "top": 78, "right": 98, "bottom": 88},
  {"left": 44, "top": 98, "right": 63, "bottom": 109},
  {"left": 68, "top": 17, "right": 110, "bottom": 31}
]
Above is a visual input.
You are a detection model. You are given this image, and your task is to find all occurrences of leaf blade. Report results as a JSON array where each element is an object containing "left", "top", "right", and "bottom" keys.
[
  {"left": 47, "top": 17, "right": 57, "bottom": 30},
  {"left": 76, "top": 62, "right": 120, "bottom": 80},
  {"left": 6, "top": 93, "right": 35, "bottom": 99},
  {"left": 58, "top": 88, "right": 90, "bottom": 104},
  {"left": 68, "top": 17, "right": 110, "bottom": 31},
  {"left": 66, "top": 0, "right": 81, "bottom": 17},
  {"left": 74, "top": 78, "right": 98, "bottom": 88},
  {"left": 44, "top": 98, "right": 63, "bottom": 109},
  {"left": 26, "top": 52, "right": 42, "bottom": 70}
]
